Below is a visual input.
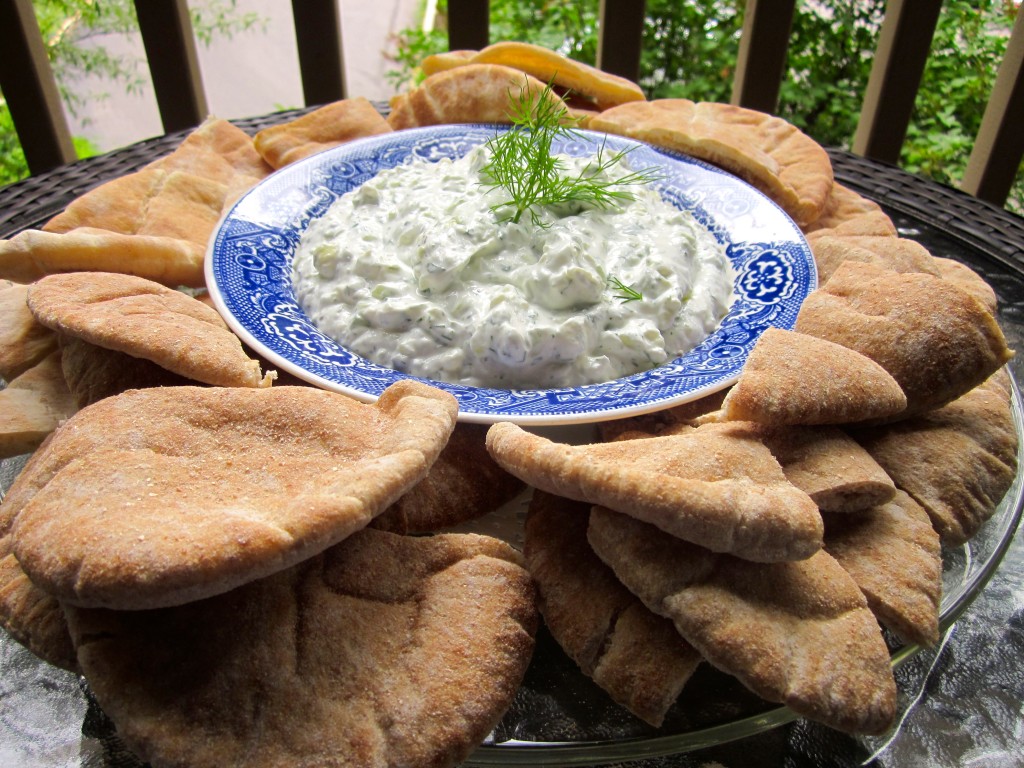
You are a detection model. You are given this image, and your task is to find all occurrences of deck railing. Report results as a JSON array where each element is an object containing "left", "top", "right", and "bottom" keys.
[{"left": 1, "top": 0, "right": 1022, "bottom": 208}]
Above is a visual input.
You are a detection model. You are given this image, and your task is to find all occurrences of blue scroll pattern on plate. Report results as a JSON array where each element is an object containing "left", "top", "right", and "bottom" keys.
[{"left": 209, "top": 125, "right": 816, "bottom": 422}]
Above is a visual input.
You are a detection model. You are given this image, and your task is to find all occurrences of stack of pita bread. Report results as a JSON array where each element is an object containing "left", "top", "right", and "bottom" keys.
[
  {"left": 369, "top": 42, "right": 1016, "bottom": 735},
  {"left": 0, "top": 119, "right": 535, "bottom": 767},
  {"left": 0, "top": 39, "right": 1018, "bottom": 761}
]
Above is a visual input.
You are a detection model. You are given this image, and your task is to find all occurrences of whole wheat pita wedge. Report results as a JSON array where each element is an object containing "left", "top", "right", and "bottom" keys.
[
  {"left": 851, "top": 370, "right": 1018, "bottom": 545},
  {"left": 587, "top": 99, "right": 833, "bottom": 227},
  {"left": 823, "top": 490, "right": 941, "bottom": 647},
  {"left": 0, "top": 281, "right": 58, "bottom": 381},
  {"left": 486, "top": 420, "right": 823, "bottom": 562},
  {"left": 525, "top": 491, "right": 701, "bottom": 727},
  {"left": 372, "top": 423, "right": 525, "bottom": 534},
  {"left": 145, "top": 116, "right": 272, "bottom": 213},
  {"left": 721, "top": 327, "right": 907, "bottom": 426},
  {"left": 44, "top": 118, "right": 270, "bottom": 237},
  {"left": 755, "top": 424, "right": 896, "bottom": 513},
  {"left": 59, "top": 335, "right": 195, "bottom": 408},
  {"left": 28, "top": 272, "right": 273, "bottom": 388},
  {"left": 809, "top": 235, "right": 940, "bottom": 284},
  {"left": 64, "top": 528, "right": 536, "bottom": 768},
  {"left": 795, "top": 260, "right": 1013, "bottom": 417},
  {"left": 587, "top": 507, "right": 897, "bottom": 735},
  {"left": 43, "top": 168, "right": 229, "bottom": 246},
  {"left": 387, "top": 64, "right": 570, "bottom": 130},
  {"left": 597, "top": 389, "right": 727, "bottom": 442},
  {"left": 254, "top": 97, "right": 393, "bottom": 169},
  {"left": 30, "top": 119, "right": 270, "bottom": 286},
  {"left": 0, "top": 350, "right": 77, "bottom": 460},
  {"left": 0, "top": 456, "right": 77, "bottom": 672},
  {"left": 468, "top": 41, "right": 646, "bottom": 110},
  {"left": 602, "top": 415, "right": 895, "bottom": 515},
  {"left": 933, "top": 257, "right": 999, "bottom": 315},
  {"left": 144, "top": 115, "right": 272, "bottom": 186},
  {"left": 9, "top": 381, "right": 458, "bottom": 609},
  {"left": 802, "top": 182, "right": 897, "bottom": 239},
  {"left": 0, "top": 228, "right": 205, "bottom": 288},
  {"left": 42, "top": 168, "right": 165, "bottom": 235}
]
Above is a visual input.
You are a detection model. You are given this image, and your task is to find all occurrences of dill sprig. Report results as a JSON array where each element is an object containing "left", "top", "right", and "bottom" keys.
[
  {"left": 608, "top": 275, "right": 644, "bottom": 303},
  {"left": 480, "top": 83, "right": 661, "bottom": 227}
]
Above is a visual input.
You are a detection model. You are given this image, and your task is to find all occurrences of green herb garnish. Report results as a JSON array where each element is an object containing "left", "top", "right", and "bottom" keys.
[
  {"left": 608, "top": 275, "right": 644, "bottom": 303},
  {"left": 480, "top": 83, "right": 661, "bottom": 226}
]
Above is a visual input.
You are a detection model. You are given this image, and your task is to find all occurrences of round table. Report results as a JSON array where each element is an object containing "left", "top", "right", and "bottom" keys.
[{"left": 1, "top": 111, "right": 1022, "bottom": 768}]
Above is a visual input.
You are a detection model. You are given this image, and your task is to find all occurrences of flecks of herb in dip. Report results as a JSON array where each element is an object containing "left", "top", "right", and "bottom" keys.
[{"left": 291, "top": 145, "right": 735, "bottom": 389}]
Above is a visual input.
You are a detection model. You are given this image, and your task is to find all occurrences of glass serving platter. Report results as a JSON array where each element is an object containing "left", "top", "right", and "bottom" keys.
[{"left": 0, "top": 381, "right": 1021, "bottom": 767}]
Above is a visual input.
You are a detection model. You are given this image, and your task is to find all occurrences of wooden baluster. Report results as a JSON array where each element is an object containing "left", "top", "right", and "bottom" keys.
[
  {"left": 447, "top": 0, "right": 490, "bottom": 51},
  {"left": 852, "top": 0, "right": 943, "bottom": 164},
  {"left": 731, "top": 0, "right": 796, "bottom": 114},
  {"left": 597, "top": 0, "right": 646, "bottom": 82},
  {"left": 962, "top": 8, "right": 1024, "bottom": 208},
  {"left": 135, "top": 0, "right": 209, "bottom": 133},
  {"left": 291, "top": 0, "right": 347, "bottom": 105},
  {"left": 0, "top": 0, "right": 76, "bottom": 174}
]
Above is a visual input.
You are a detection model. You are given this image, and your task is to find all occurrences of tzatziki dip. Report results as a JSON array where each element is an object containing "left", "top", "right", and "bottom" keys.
[{"left": 292, "top": 145, "right": 734, "bottom": 389}]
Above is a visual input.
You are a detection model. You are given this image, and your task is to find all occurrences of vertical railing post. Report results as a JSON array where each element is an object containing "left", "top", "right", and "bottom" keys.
[
  {"left": 291, "top": 0, "right": 347, "bottom": 105},
  {"left": 0, "top": 0, "right": 76, "bottom": 174},
  {"left": 852, "top": 0, "right": 943, "bottom": 164},
  {"left": 731, "top": 0, "right": 796, "bottom": 114},
  {"left": 597, "top": 0, "right": 646, "bottom": 83},
  {"left": 962, "top": 8, "right": 1024, "bottom": 207},
  {"left": 447, "top": 0, "right": 490, "bottom": 51},
  {"left": 135, "top": 0, "right": 209, "bottom": 133}
]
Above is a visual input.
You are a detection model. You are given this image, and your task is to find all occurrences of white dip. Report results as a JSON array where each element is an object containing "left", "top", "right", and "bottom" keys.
[{"left": 292, "top": 145, "right": 734, "bottom": 389}]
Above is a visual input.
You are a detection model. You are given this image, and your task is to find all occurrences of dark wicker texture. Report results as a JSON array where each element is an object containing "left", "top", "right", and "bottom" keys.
[{"left": 826, "top": 149, "right": 1024, "bottom": 276}]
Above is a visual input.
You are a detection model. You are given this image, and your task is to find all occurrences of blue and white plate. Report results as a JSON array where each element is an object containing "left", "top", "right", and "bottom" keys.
[{"left": 206, "top": 124, "right": 816, "bottom": 425}]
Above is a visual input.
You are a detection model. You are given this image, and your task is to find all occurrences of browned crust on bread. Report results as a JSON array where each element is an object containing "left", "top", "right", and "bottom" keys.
[
  {"left": 802, "top": 182, "right": 897, "bottom": 239},
  {"left": 487, "top": 420, "right": 824, "bottom": 562},
  {"left": 852, "top": 371, "right": 1019, "bottom": 545},
  {"left": 0, "top": 282, "right": 58, "bottom": 381},
  {"left": 65, "top": 528, "right": 537, "bottom": 768},
  {"left": 373, "top": 423, "right": 525, "bottom": 534},
  {"left": 824, "top": 490, "right": 941, "bottom": 647},
  {"left": 588, "top": 99, "right": 833, "bottom": 227},
  {"left": 9, "top": 382, "right": 458, "bottom": 609},
  {"left": 254, "top": 97, "right": 393, "bottom": 169},
  {"left": 721, "top": 328, "right": 907, "bottom": 426},
  {"left": 387, "top": 64, "right": 568, "bottom": 130},
  {"left": 28, "top": 272, "right": 272, "bottom": 389},
  {"left": 588, "top": 507, "right": 897, "bottom": 735},
  {"left": 525, "top": 491, "right": 701, "bottom": 726},
  {"left": 795, "top": 261, "right": 1013, "bottom": 417}
]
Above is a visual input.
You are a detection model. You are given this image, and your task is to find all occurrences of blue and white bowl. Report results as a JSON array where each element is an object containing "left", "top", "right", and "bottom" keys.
[{"left": 206, "top": 124, "right": 816, "bottom": 425}]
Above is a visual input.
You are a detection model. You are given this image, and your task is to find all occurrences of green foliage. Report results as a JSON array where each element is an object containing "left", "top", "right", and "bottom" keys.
[
  {"left": 639, "top": 0, "right": 743, "bottom": 104},
  {"left": 391, "top": 0, "right": 1022, "bottom": 214},
  {"left": 0, "top": 103, "right": 27, "bottom": 187},
  {"left": 777, "top": 0, "right": 885, "bottom": 149},
  {"left": 903, "top": 0, "right": 1022, "bottom": 214},
  {"left": 0, "top": 0, "right": 264, "bottom": 187},
  {"left": 386, "top": 24, "right": 448, "bottom": 91}
]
